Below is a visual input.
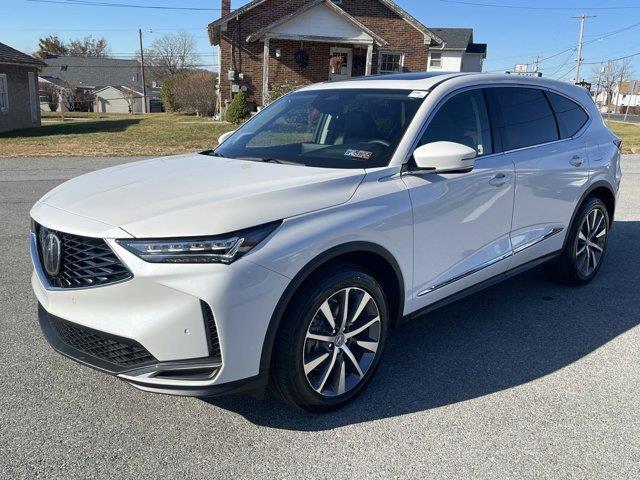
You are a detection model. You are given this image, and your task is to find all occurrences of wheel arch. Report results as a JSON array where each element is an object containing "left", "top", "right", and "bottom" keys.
[
  {"left": 563, "top": 180, "right": 616, "bottom": 250},
  {"left": 258, "top": 242, "right": 405, "bottom": 374}
]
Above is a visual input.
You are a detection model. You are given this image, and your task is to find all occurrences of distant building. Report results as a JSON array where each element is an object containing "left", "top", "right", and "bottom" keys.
[
  {"left": 595, "top": 80, "right": 640, "bottom": 114},
  {"left": 94, "top": 85, "right": 162, "bottom": 114},
  {"left": 426, "top": 28, "right": 487, "bottom": 73},
  {"left": 39, "top": 55, "right": 160, "bottom": 113},
  {"left": 0, "top": 41, "right": 45, "bottom": 133}
]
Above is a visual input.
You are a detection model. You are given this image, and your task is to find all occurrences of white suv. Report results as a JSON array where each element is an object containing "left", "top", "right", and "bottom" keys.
[{"left": 30, "top": 73, "right": 621, "bottom": 411}]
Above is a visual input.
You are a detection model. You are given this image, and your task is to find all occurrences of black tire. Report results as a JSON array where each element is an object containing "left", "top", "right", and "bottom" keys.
[
  {"left": 545, "top": 196, "right": 610, "bottom": 286},
  {"left": 270, "top": 264, "right": 389, "bottom": 412}
]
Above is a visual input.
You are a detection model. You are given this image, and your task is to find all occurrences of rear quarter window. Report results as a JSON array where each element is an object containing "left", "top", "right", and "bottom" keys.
[{"left": 546, "top": 91, "right": 589, "bottom": 138}]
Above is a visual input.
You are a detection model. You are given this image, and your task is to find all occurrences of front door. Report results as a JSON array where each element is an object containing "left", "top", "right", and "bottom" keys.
[
  {"left": 329, "top": 47, "right": 352, "bottom": 81},
  {"left": 403, "top": 88, "right": 516, "bottom": 310}
]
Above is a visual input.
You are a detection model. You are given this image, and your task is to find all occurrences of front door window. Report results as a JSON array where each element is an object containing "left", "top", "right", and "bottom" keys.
[{"left": 329, "top": 47, "right": 353, "bottom": 81}]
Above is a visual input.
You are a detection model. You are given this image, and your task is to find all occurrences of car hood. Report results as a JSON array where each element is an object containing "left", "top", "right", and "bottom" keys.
[{"left": 35, "top": 153, "right": 365, "bottom": 237}]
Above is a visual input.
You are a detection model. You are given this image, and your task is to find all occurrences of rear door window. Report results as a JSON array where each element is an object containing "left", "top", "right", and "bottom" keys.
[
  {"left": 491, "top": 87, "right": 559, "bottom": 151},
  {"left": 546, "top": 91, "right": 589, "bottom": 138}
]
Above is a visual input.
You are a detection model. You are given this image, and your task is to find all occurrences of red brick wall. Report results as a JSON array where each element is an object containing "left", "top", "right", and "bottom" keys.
[{"left": 218, "top": 0, "right": 430, "bottom": 107}]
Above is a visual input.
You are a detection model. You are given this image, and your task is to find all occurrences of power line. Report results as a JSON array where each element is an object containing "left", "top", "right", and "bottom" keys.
[
  {"left": 439, "top": 0, "right": 640, "bottom": 10},
  {"left": 26, "top": 0, "right": 223, "bottom": 10},
  {"left": 582, "top": 51, "right": 640, "bottom": 66}
]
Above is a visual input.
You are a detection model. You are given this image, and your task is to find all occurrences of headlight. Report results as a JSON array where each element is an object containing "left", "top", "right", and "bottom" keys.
[{"left": 117, "top": 221, "right": 281, "bottom": 264}]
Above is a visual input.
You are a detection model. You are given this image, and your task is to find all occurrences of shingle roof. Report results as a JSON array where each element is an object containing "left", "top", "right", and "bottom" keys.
[
  {"left": 429, "top": 28, "right": 473, "bottom": 50},
  {"left": 0, "top": 42, "right": 45, "bottom": 67},
  {"left": 208, "top": 0, "right": 443, "bottom": 45},
  {"left": 40, "top": 55, "right": 141, "bottom": 88}
]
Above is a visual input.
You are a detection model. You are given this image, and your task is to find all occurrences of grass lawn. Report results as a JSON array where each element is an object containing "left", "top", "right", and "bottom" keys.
[
  {"left": 605, "top": 120, "right": 640, "bottom": 154},
  {"left": 0, "top": 112, "right": 236, "bottom": 157},
  {"left": 1, "top": 112, "right": 639, "bottom": 158}
]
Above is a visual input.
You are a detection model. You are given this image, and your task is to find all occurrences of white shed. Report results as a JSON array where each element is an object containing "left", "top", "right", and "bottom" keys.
[{"left": 94, "top": 85, "right": 148, "bottom": 114}]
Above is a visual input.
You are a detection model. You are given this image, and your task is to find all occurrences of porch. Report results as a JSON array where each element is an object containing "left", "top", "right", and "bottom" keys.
[{"left": 247, "top": 0, "right": 388, "bottom": 104}]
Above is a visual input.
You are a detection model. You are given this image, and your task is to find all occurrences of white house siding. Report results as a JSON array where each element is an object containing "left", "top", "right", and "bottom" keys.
[
  {"left": 270, "top": 3, "right": 373, "bottom": 42},
  {"left": 427, "top": 51, "right": 463, "bottom": 72}
]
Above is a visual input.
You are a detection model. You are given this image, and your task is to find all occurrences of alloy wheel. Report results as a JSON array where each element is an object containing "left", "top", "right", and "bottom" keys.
[
  {"left": 576, "top": 207, "right": 607, "bottom": 277},
  {"left": 302, "top": 287, "right": 381, "bottom": 397}
]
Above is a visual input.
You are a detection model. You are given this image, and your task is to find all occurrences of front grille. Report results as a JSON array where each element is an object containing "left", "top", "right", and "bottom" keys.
[
  {"left": 34, "top": 222, "right": 132, "bottom": 288},
  {"left": 50, "top": 316, "right": 156, "bottom": 368},
  {"left": 201, "top": 301, "right": 222, "bottom": 361}
]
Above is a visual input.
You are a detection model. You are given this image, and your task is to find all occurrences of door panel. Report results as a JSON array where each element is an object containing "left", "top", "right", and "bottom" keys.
[
  {"left": 507, "top": 139, "right": 589, "bottom": 267},
  {"left": 487, "top": 87, "right": 591, "bottom": 267},
  {"left": 405, "top": 87, "right": 515, "bottom": 311},
  {"left": 403, "top": 155, "right": 515, "bottom": 308}
]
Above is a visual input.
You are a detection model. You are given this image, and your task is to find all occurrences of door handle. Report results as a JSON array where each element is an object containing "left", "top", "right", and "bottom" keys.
[
  {"left": 570, "top": 155, "right": 584, "bottom": 167},
  {"left": 489, "top": 172, "right": 508, "bottom": 187}
]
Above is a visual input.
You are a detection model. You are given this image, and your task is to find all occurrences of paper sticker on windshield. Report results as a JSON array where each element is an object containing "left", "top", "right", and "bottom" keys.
[
  {"left": 408, "top": 90, "right": 428, "bottom": 98},
  {"left": 344, "top": 149, "right": 373, "bottom": 160}
]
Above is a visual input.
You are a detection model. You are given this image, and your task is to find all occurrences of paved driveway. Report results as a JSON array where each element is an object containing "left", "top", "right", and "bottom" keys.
[{"left": 1, "top": 156, "right": 639, "bottom": 479}]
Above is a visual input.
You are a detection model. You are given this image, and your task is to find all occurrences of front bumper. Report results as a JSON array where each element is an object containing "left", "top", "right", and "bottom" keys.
[
  {"left": 30, "top": 218, "right": 291, "bottom": 396},
  {"left": 38, "top": 303, "right": 267, "bottom": 396}
]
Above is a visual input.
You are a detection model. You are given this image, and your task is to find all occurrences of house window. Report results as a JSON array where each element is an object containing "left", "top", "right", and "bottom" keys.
[
  {"left": 378, "top": 52, "right": 404, "bottom": 74},
  {"left": 430, "top": 52, "right": 442, "bottom": 68},
  {"left": 0, "top": 74, "right": 8, "bottom": 114}
]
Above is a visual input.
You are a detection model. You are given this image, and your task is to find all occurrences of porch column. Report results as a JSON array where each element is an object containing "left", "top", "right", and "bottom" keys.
[
  {"left": 365, "top": 43, "right": 373, "bottom": 76},
  {"left": 262, "top": 37, "right": 270, "bottom": 106}
]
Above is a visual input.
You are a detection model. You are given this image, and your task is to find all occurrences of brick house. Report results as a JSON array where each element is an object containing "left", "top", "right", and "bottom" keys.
[
  {"left": 0, "top": 42, "right": 45, "bottom": 133},
  {"left": 208, "top": 0, "right": 485, "bottom": 109}
]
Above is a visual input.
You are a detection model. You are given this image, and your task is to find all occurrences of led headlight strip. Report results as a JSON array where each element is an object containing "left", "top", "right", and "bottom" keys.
[{"left": 117, "top": 221, "right": 281, "bottom": 264}]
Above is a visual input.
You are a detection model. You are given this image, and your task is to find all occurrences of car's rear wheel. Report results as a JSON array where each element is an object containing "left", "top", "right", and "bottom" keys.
[
  {"left": 545, "top": 196, "right": 610, "bottom": 286},
  {"left": 271, "top": 265, "right": 389, "bottom": 412}
]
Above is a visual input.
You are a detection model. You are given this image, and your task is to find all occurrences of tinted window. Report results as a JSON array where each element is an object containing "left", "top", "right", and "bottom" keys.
[
  {"left": 547, "top": 91, "right": 589, "bottom": 138},
  {"left": 421, "top": 89, "right": 492, "bottom": 157},
  {"left": 492, "top": 87, "right": 558, "bottom": 151}
]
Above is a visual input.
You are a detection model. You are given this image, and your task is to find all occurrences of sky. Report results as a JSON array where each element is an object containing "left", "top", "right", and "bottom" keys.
[{"left": 2, "top": 0, "right": 640, "bottom": 83}]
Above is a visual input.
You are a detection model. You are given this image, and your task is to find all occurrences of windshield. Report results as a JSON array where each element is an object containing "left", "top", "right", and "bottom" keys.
[{"left": 211, "top": 89, "right": 427, "bottom": 169}]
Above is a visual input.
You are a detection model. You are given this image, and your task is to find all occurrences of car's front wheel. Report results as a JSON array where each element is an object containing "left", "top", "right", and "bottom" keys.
[{"left": 271, "top": 265, "right": 389, "bottom": 412}]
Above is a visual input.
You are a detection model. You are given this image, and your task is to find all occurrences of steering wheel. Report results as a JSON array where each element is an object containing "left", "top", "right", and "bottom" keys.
[{"left": 367, "top": 139, "right": 391, "bottom": 147}]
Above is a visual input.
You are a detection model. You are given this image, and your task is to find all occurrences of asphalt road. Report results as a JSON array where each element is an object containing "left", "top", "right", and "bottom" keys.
[{"left": 1, "top": 156, "right": 639, "bottom": 479}]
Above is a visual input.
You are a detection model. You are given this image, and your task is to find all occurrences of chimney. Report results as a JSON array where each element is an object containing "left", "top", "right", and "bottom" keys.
[{"left": 221, "top": 0, "right": 231, "bottom": 16}]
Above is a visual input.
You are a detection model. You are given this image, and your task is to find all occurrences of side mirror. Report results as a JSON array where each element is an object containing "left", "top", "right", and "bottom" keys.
[
  {"left": 218, "top": 130, "right": 236, "bottom": 145},
  {"left": 412, "top": 141, "right": 477, "bottom": 173}
]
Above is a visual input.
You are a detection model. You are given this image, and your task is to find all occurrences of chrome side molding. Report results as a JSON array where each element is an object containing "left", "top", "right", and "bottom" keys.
[
  {"left": 418, "top": 251, "right": 512, "bottom": 296},
  {"left": 418, "top": 226, "right": 564, "bottom": 296}
]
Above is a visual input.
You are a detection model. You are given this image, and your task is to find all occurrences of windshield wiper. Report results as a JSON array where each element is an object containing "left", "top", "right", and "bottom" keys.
[
  {"left": 236, "top": 156, "right": 305, "bottom": 166},
  {"left": 201, "top": 150, "right": 225, "bottom": 157}
]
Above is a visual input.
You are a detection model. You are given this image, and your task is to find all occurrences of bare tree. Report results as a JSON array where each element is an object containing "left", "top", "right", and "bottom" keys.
[
  {"left": 172, "top": 70, "right": 216, "bottom": 116},
  {"left": 121, "top": 85, "right": 140, "bottom": 114},
  {"left": 61, "top": 81, "right": 95, "bottom": 112},
  {"left": 67, "top": 35, "right": 110, "bottom": 57},
  {"left": 592, "top": 58, "right": 635, "bottom": 109},
  {"left": 142, "top": 32, "right": 198, "bottom": 81},
  {"left": 39, "top": 82, "right": 60, "bottom": 112}
]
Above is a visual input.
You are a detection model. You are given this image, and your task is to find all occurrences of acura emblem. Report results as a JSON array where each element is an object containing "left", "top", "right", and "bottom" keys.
[{"left": 42, "top": 231, "right": 62, "bottom": 276}]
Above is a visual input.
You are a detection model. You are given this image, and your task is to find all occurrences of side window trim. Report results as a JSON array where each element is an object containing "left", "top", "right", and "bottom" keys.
[
  {"left": 406, "top": 85, "right": 496, "bottom": 163},
  {"left": 542, "top": 90, "right": 562, "bottom": 140}
]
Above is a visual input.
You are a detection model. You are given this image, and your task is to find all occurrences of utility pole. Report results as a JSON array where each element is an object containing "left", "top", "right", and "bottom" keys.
[
  {"left": 623, "top": 80, "right": 636, "bottom": 121},
  {"left": 138, "top": 28, "right": 148, "bottom": 114},
  {"left": 572, "top": 14, "right": 595, "bottom": 84},
  {"left": 532, "top": 55, "right": 541, "bottom": 73}
]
